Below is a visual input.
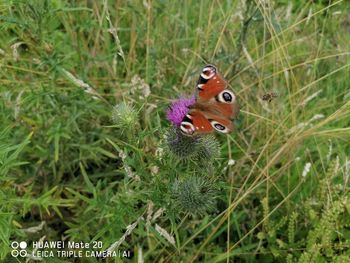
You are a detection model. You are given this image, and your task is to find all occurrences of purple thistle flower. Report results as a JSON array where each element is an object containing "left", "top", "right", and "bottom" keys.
[{"left": 166, "top": 96, "right": 196, "bottom": 126}]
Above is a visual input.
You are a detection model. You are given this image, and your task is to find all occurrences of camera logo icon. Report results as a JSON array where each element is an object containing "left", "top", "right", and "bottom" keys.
[{"left": 11, "top": 241, "right": 28, "bottom": 257}]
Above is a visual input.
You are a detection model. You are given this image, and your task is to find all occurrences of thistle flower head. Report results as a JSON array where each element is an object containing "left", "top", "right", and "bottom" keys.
[
  {"left": 166, "top": 96, "right": 196, "bottom": 126},
  {"left": 171, "top": 177, "right": 217, "bottom": 216}
]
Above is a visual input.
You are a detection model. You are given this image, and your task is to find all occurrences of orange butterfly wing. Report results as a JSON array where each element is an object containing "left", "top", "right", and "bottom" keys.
[{"left": 196, "top": 65, "right": 227, "bottom": 101}]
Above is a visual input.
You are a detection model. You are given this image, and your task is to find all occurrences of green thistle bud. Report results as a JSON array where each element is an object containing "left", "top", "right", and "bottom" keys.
[
  {"left": 166, "top": 128, "right": 199, "bottom": 160},
  {"left": 171, "top": 177, "right": 217, "bottom": 216},
  {"left": 165, "top": 128, "right": 220, "bottom": 162},
  {"left": 112, "top": 102, "right": 138, "bottom": 128},
  {"left": 195, "top": 134, "right": 220, "bottom": 162}
]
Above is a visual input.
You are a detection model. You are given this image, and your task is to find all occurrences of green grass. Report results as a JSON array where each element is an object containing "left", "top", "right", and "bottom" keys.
[{"left": 1, "top": 0, "right": 350, "bottom": 262}]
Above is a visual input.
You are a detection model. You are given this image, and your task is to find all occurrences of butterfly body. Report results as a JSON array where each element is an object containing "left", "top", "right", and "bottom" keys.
[{"left": 179, "top": 65, "right": 239, "bottom": 135}]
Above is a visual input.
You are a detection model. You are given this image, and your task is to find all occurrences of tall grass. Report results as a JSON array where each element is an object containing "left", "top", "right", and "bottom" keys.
[{"left": 0, "top": 0, "right": 349, "bottom": 262}]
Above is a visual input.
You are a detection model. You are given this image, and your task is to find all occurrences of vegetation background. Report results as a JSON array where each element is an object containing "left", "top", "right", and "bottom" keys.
[{"left": 0, "top": 0, "right": 349, "bottom": 262}]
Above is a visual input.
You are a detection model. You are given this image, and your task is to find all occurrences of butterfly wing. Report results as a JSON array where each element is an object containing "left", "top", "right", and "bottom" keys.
[
  {"left": 179, "top": 111, "right": 213, "bottom": 135},
  {"left": 196, "top": 64, "right": 239, "bottom": 119},
  {"left": 180, "top": 65, "right": 239, "bottom": 135},
  {"left": 196, "top": 64, "right": 227, "bottom": 101},
  {"left": 179, "top": 109, "right": 233, "bottom": 135}
]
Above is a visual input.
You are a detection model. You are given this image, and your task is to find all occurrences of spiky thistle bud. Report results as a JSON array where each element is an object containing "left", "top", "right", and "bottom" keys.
[
  {"left": 165, "top": 128, "right": 220, "bottom": 162},
  {"left": 171, "top": 177, "right": 217, "bottom": 216},
  {"left": 112, "top": 102, "right": 138, "bottom": 128},
  {"left": 195, "top": 134, "right": 220, "bottom": 163}
]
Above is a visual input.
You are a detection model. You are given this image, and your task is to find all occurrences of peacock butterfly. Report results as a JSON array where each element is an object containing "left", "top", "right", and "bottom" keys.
[{"left": 179, "top": 65, "right": 239, "bottom": 135}]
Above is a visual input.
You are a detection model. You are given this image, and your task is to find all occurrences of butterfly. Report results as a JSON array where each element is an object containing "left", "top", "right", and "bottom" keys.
[
  {"left": 180, "top": 65, "right": 239, "bottom": 135},
  {"left": 262, "top": 92, "right": 278, "bottom": 103}
]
